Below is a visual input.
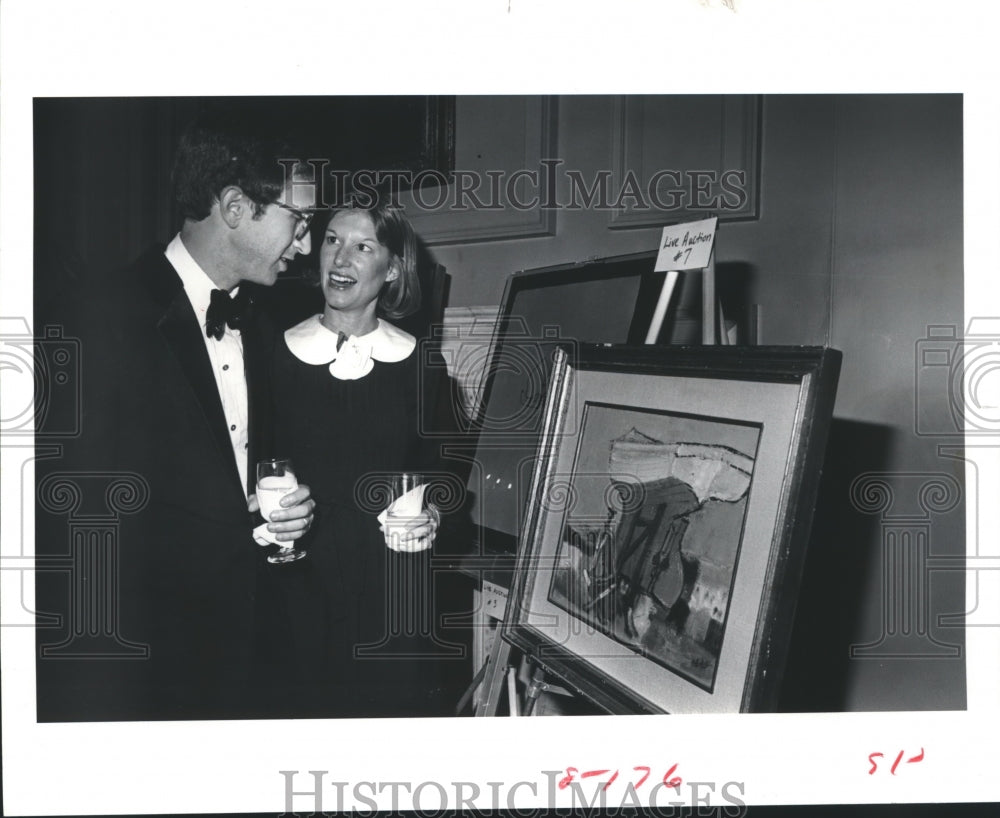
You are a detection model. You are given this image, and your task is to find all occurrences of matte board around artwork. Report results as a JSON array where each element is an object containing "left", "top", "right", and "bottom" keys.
[{"left": 503, "top": 344, "right": 841, "bottom": 713}]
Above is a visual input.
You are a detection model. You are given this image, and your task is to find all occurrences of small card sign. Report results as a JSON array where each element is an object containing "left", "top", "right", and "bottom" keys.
[{"left": 654, "top": 216, "right": 718, "bottom": 271}]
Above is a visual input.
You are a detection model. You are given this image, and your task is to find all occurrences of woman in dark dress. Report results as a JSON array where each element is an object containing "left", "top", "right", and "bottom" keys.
[{"left": 269, "top": 201, "right": 447, "bottom": 717}]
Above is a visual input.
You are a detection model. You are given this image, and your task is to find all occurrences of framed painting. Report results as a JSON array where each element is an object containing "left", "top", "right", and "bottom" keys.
[{"left": 502, "top": 344, "right": 841, "bottom": 713}]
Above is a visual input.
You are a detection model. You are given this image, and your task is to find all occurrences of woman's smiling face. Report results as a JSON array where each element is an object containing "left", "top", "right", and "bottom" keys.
[{"left": 319, "top": 209, "right": 399, "bottom": 322}]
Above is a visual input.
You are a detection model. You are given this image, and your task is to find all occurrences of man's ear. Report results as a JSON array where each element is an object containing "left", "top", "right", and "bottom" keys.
[{"left": 218, "top": 186, "right": 247, "bottom": 229}]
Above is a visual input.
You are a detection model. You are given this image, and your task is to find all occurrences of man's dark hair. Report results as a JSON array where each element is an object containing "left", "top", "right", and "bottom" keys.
[{"left": 172, "top": 110, "right": 296, "bottom": 222}]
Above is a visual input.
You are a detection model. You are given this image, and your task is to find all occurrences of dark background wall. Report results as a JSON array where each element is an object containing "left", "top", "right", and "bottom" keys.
[
  {"left": 430, "top": 94, "right": 967, "bottom": 712},
  {"left": 33, "top": 94, "right": 966, "bottom": 712}
]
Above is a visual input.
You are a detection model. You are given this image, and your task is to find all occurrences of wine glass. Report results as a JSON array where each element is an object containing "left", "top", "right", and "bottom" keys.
[{"left": 257, "top": 458, "right": 307, "bottom": 564}]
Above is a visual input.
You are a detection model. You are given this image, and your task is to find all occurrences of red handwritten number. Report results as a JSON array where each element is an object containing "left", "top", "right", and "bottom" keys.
[
  {"left": 558, "top": 767, "right": 577, "bottom": 790},
  {"left": 633, "top": 766, "right": 651, "bottom": 788},
  {"left": 662, "top": 763, "right": 682, "bottom": 788},
  {"left": 890, "top": 750, "right": 905, "bottom": 775},
  {"left": 558, "top": 765, "right": 679, "bottom": 790},
  {"left": 868, "top": 748, "right": 925, "bottom": 775}
]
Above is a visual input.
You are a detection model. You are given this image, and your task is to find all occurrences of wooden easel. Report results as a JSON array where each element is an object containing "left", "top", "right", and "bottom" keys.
[
  {"left": 471, "top": 622, "right": 513, "bottom": 716},
  {"left": 645, "top": 247, "right": 723, "bottom": 345},
  {"left": 470, "top": 635, "right": 573, "bottom": 717}
]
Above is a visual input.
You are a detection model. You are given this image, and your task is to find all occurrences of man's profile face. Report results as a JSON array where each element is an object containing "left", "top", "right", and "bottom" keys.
[{"left": 236, "top": 170, "right": 317, "bottom": 287}]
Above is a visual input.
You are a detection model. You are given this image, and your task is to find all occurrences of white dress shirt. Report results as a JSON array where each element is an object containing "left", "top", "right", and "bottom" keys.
[{"left": 165, "top": 234, "right": 250, "bottom": 496}]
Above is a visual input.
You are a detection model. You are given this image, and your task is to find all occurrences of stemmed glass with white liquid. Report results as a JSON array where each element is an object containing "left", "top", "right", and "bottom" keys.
[{"left": 257, "top": 458, "right": 307, "bottom": 564}]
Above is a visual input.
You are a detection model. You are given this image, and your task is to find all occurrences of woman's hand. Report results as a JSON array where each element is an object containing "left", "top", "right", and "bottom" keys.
[
  {"left": 247, "top": 484, "right": 316, "bottom": 542},
  {"left": 380, "top": 504, "right": 440, "bottom": 553}
]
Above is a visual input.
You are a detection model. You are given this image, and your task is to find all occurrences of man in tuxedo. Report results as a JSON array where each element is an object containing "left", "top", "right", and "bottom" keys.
[{"left": 36, "top": 114, "right": 317, "bottom": 720}]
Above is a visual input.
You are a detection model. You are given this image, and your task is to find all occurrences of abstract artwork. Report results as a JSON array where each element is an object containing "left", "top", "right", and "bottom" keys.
[{"left": 549, "top": 407, "right": 761, "bottom": 691}]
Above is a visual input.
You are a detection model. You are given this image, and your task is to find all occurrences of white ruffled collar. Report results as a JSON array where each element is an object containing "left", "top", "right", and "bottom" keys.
[{"left": 284, "top": 315, "right": 416, "bottom": 380}]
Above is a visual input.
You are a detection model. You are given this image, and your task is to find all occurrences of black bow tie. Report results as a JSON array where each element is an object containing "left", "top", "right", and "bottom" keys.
[{"left": 205, "top": 288, "right": 252, "bottom": 341}]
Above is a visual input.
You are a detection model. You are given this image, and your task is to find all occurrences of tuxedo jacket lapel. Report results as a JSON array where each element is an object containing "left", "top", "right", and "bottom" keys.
[
  {"left": 142, "top": 250, "right": 245, "bottom": 499},
  {"left": 242, "top": 291, "right": 274, "bottom": 496}
]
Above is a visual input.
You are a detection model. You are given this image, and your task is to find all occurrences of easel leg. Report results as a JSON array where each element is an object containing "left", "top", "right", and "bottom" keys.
[
  {"left": 474, "top": 629, "right": 513, "bottom": 717},
  {"left": 523, "top": 663, "right": 547, "bottom": 716},
  {"left": 702, "top": 248, "right": 717, "bottom": 344},
  {"left": 644, "top": 270, "right": 679, "bottom": 344}
]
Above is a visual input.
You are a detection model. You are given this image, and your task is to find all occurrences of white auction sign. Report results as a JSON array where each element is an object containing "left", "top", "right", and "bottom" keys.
[{"left": 654, "top": 216, "right": 718, "bottom": 272}]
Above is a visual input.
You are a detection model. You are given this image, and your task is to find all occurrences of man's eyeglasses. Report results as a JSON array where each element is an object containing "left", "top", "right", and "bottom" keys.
[{"left": 274, "top": 202, "right": 314, "bottom": 240}]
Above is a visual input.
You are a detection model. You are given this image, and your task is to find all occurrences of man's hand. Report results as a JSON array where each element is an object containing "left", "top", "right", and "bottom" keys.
[{"left": 248, "top": 484, "right": 315, "bottom": 542}]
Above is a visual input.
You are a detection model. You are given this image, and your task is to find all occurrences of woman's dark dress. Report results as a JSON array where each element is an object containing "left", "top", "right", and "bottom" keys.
[{"left": 267, "top": 323, "right": 448, "bottom": 717}]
